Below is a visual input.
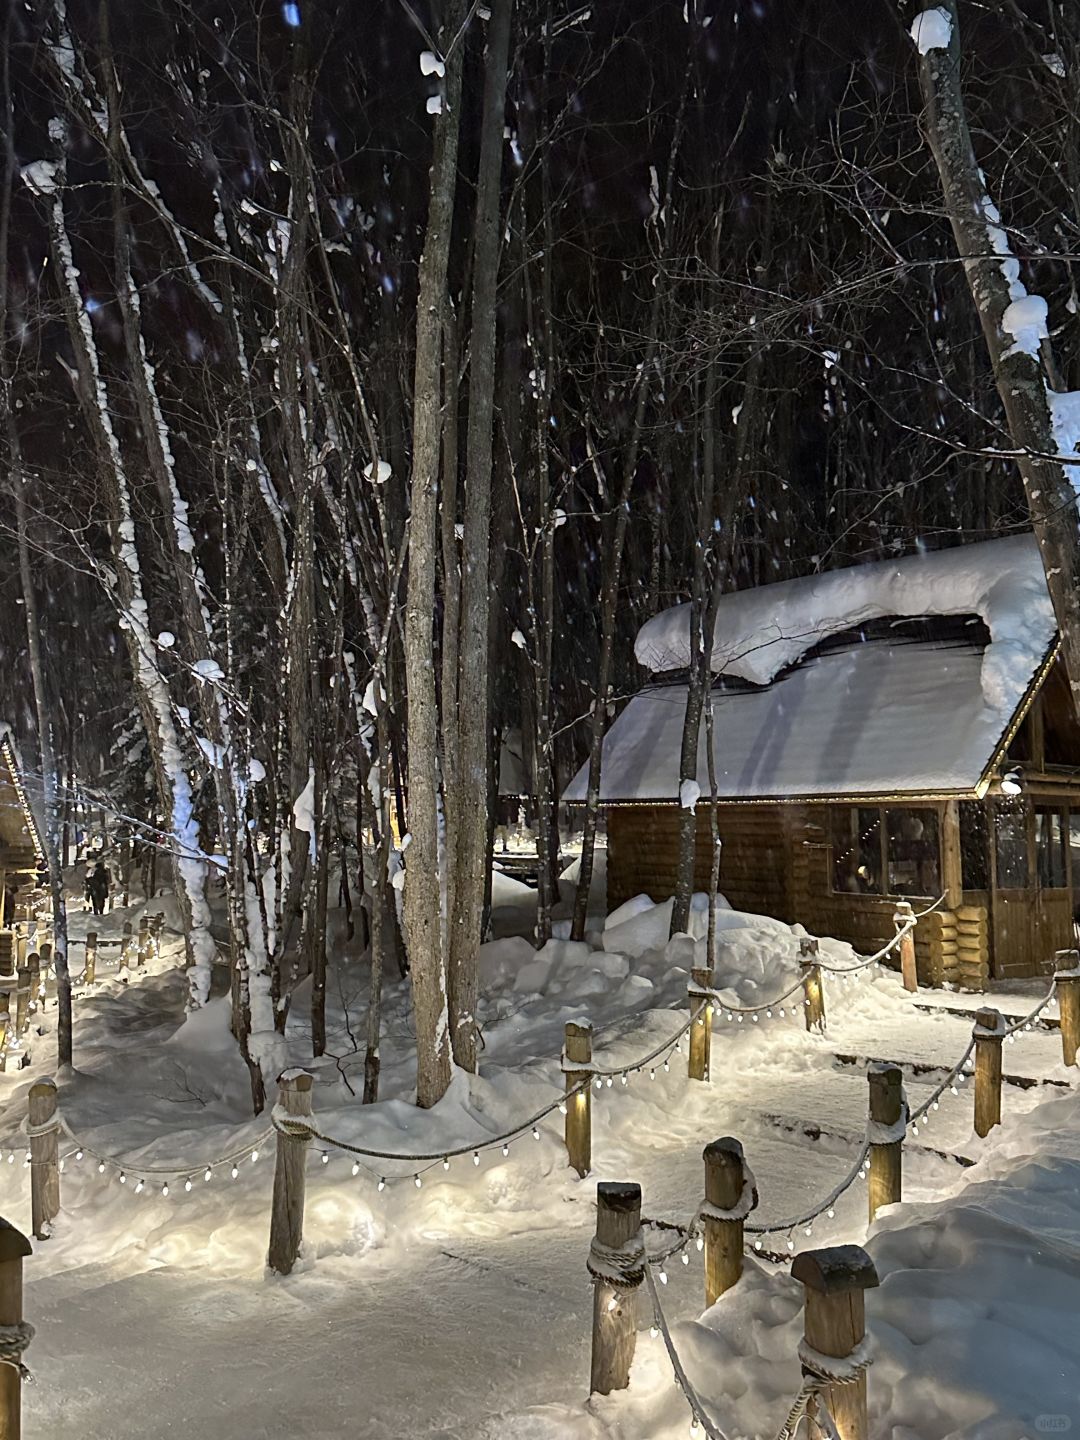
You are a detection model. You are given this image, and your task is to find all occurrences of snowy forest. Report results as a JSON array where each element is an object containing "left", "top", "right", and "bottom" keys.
[{"left": 1, "top": 2, "right": 1079, "bottom": 1437}]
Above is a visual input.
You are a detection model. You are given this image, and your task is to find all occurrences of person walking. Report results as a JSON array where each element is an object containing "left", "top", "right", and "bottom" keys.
[{"left": 87, "top": 861, "right": 110, "bottom": 916}]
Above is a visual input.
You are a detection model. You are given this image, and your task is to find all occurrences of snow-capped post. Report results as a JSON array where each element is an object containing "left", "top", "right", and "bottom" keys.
[
  {"left": 0, "top": 1216, "right": 33, "bottom": 1437},
  {"left": 268, "top": 1069, "right": 314, "bottom": 1276},
  {"left": 688, "top": 967, "right": 712, "bottom": 1082},
  {"left": 892, "top": 901, "right": 917, "bottom": 993},
  {"left": 866, "top": 1063, "right": 904, "bottom": 1221},
  {"left": 791, "top": 1245, "right": 878, "bottom": 1440},
  {"left": 563, "top": 1021, "right": 593, "bottom": 1177},
  {"left": 27, "top": 1079, "right": 60, "bottom": 1241},
  {"left": 799, "top": 938, "right": 825, "bottom": 1033},
  {"left": 587, "top": 1181, "right": 643, "bottom": 1396},
  {"left": 702, "top": 1137, "right": 756, "bottom": 1305},
  {"left": 84, "top": 933, "right": 97, "bottom": 986},
  {"left": 1054, "top": 951, "right": 1080, "bottom": 1067},
  {"left": 973, "top": 1007, "right": 1006, "bottom": 1138},
  {"left": 137, "top": 917, "right": 150, "bottom": 967}
]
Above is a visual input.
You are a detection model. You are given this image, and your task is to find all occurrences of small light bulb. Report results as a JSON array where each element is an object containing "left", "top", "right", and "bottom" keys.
[
  {"left": 696, "top": 1236, "right": 703, "bottom": 1252},
  {"left": 558, "top": 1102, "right": 567, "bottom": 1115},
  {"left": 766, "top": 1009, "right": 773, "bottom": 1019},
  {"left": 377, "top": 1177, "right": 386, "bottom": 1191},
  {"left": 135, "top": 1179, "right": 144, "bottom": 1194},
  {"left": 680, "top": 1252, "right": 689, "bottom": 1266},
  {"left": 231, "top": 1165, "right": 239, "bottom": 1179},
  {"left": 205, "top": 1167, "right": 212, "bottom": 1182},
  {"left": 321, "top": 1152, "right": 329, "bottom": 1165},
  {"left": 351, "top": 1161, "right": 360, "bottom": 1176},
  {"left": 414, "top": 1175, "right": 422, "bottom": 1189},
  {"left": 658, "top": 1268, "right": 668, "bottom": 1285},
  {"left": 620, "top": 1073, "right": 628, "bottom": 1085},
  {"left": 737, "top": 1014, "right": 744, "bottom": 1024},
  {"left": 650, "top": 1325, "right": 659, "bottom": 1339},
  {"left": 251, "top": 1149, "right": 259, "bottom": 1163},
  {"left": 98, "top": 1161, "right": 106, "bottom": 1174},
  {"left": 606, "top": 1295, "right": 618, "bottom": 1312},
  {"left": 787, "top": 1237, "right": 795, "bottom": 1252},
  {"left": 443, "top": 1157, "right": 450, "bottom": 1170},
  {"left": 472, "top": 1152, "right": 480, "bottom": 1166},
  {"left": 779, "top": 1008, "right": 785, "bottom": 1018},
  {"left": 595, "top": 1078, "right": 603, "bottom": 1091},
  {"left": 76, "top": 1149, "right": 83, "bottom": 1161},
  {"left": 606, "top": 1076, "right": 613, "bottom": 1088},
  {"left": 754, "top": 1239, "right": 763, "bottom": 1251},
  {"left": 752, "top": 1014, "right": 759, "bottom": 1023},
  {"left": 649, "top": 1069, "right": 656, "bottom": 1080},
  {"left": 119, "top": 1172, "right": 126, "bottom": 1185},
  {"left": 663, "top": 1061, "right": 670, "bottom": 1073},
  {"left": 184, "top": 1178, "right": 192, "bottom": 1192},
  {"left": 827, "top": 1207, "right": 835, "bottom": 1219},
  {"left": 502, "top": 1144, "right": 509, "bottom": 1157},
  {"left": 162, "top": 1183, "right": 169, "bottom": 1197}
]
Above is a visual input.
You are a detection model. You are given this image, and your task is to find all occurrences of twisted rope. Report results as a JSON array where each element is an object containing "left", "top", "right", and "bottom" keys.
[
  {"left": 643, "top": 1261, "right": 729, "bottom": 1440},
  {"left": 0, "top": 1320, "right": 34, "bottom": 1380},
  {"left": 746, "top": 1142, "right": 870, "bottom": 1239}
]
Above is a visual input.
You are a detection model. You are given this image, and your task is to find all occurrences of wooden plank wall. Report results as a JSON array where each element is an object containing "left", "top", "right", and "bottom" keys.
[
  {"left": 606, "top": 804, "right": 795, "bottom": 919},
  {"left": 607, "top": 802, "right": 992, "bottom": 989}
]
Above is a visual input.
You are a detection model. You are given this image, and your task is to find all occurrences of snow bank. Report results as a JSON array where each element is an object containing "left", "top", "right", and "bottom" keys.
[{"left": 634, "top": 534, "right": 1054, "bottom": 712}]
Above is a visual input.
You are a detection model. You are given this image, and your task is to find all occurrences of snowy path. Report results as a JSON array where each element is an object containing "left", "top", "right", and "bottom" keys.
[{"left": 3, "top": 902, "right": 1073, "bottom": 1438}]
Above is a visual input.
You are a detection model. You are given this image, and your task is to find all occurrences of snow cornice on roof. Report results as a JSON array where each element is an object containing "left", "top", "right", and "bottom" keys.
[{"left": 634, "top": 534, "right": 1056, "bottom": 721}]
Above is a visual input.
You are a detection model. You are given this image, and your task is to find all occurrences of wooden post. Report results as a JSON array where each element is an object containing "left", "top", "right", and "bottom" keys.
[
  {"left": 588, "top": 1181, "right": 642, "bottom": 1396},
  {"left": 34, "top": 945, "right": 49, "bottom": 1005},
  {"left": 14, "top": 970, "right": 29, "bottom": 1038},
  {"left": 800, "top": 938, "right": 825, "bottom": 1033},
  {"left": 28, "top": 1080, "right": 60, "bottom": 1241},
  {"left": 941, "top": 798, "right": 963, "bottom": 909},
  {"left": 893, "top": 901, "right": 917, "bottom": 993},
  {"left": 0, "top": 942, "right": 13, "bottom": 1052},
  {"left": 0, "top": 1216, "right": 32, "bottom": 1439},
  {"left": 1054, "top": 950, "right": 1080, "bottom": 1068},
  {"left": 702, "top": 1137, "right": 755, "bottom": 1306},
  {"left": 563, "top": 1021, "right": 593, "bottom": 1178},
  {"left": 120, "top": 921, "right": 133, "bottom": 974},
  {"left": 867, "top": 1063, "right": 903, "bottom": 1221},
  {"left": 267, "top": 1069, "right": 314, "bottom": 1276},
  {"left": 84, "top": 932, "right": 97, "bottom": 985},
  {"left": 25, "top": 956, "right": 39, "bottom": 1023},
  {"left": 792, "top": 1245, "right": 879, "bottom": 1440},
  {"left": 687, "top": 966, "right": 712, "bottom": 1082},
  {"left": 973, "top": 1007, "right": 1005, "bottom": 1138},
  {"left": 137, "top": 917, "right": 150, "bottom": 967}
]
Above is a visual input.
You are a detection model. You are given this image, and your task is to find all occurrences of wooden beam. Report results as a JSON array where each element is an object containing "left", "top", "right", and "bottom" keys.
[{"left": 941, "top": 799, "right": 962, "bottom": 909}]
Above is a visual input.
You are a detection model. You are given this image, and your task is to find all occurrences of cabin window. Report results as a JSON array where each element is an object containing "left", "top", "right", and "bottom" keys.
[
  {"left": 994, "top": 802, "right": 1029, "bottom": 889},
  {"left": 831, "top": 807, "right": 882, "bottom": 894},
  {"left": 1035, "top": 807, "right": 1068, "bottom": 889},
  {"left": 885, "top": 808, "right": 940, "bottom": 897},
  {"left": 958, "top": 802, "right": 989, "bottom": 891}
]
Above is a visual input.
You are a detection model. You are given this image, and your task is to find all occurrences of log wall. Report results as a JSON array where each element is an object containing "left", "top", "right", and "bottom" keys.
[
  {"left": 606, "top": 804, "right": 796, "bottom": 920},
  {"left": 608, "top": 802, "right": 992, "bottom": 990}
]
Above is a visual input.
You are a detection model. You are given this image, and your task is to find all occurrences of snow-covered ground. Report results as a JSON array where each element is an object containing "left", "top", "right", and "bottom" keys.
[{"left": 0, "top": 880, "right": 1074, "bottom": 1437}]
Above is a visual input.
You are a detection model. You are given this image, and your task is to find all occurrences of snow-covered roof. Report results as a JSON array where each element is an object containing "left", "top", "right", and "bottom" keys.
[
  {"left": 634, "top": 534, "right": 1054, "bottom": 714},
  {"left": 567, "top": 535, "right": 1058, "bottom": 804}
]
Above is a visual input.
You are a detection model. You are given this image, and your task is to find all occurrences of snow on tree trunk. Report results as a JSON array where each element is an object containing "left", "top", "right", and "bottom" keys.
[{"left": 913, "top": 0, "right": 1080, "bottom": 699}]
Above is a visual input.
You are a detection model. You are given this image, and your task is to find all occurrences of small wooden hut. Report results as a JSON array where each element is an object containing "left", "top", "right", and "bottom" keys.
[
  {"left": 0, "top": 728, "right": 45, "bottom": 925},
  {"left": 564, "top": 535, "right": 1080, "bottom": 989}
]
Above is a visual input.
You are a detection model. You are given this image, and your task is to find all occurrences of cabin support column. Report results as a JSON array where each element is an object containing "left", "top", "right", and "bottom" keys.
[{"left": 941, "top": 800, "right": 962, "bottom": 910}]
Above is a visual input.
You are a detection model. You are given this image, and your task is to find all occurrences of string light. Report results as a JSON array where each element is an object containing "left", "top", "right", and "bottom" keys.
[
  {"left": 230, "top": 1165, "right": 239, "bottom": 1179},
  {"left": 184, "top": 1178, "right": 193, "bottom": 1192},
  {"left": 119, "top": 1172, "right": 126, "bottom": 1185},
  {"left": 161, "top": 1183, "right": 169, "bottom": 1197},
  {"left": 472, "top": 1152, "right": 480, "bottom": 1166},
  {"left": 414, "top": 1175, "right": 422, "bottom": 1189},
  {"left": 204, "top": 1167, "right": 212, "bottom": 1182},
  {"left": 320, "top": 1152, "right": 330, "bottom": 1165},
  {"left": 442, "top": 1157, "right": 450, "bottom": 1170},
  {"left": 377, "top": 1178, "right": 386, "bottom": 1191},
  {"left": 134, "top": 1179, "right": 144, "bottom": 1194}
]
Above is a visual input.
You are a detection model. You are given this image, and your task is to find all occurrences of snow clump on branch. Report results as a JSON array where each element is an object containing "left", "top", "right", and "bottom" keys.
[{"left": 910, "top": 7, "right": 952, "bottom": 54}]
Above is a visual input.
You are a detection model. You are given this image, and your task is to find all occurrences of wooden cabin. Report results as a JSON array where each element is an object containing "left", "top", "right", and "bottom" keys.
[
  {"left": 0, "top": 728, "right": 45, "bottom": 928},
  {"left": 564, "top": 535, "right": 1080, "bottom": 988}
]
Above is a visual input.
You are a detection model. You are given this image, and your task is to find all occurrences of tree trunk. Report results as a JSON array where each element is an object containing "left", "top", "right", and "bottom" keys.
[
  {"left": 448, "top": 0, "right": 515, "bottom": 1070},
  {"left": 402, "top": 0, "right": 467, "bottom": 1107},
  {"left": 914, "top": 1, "right": 1080, "bottom": 696}
]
